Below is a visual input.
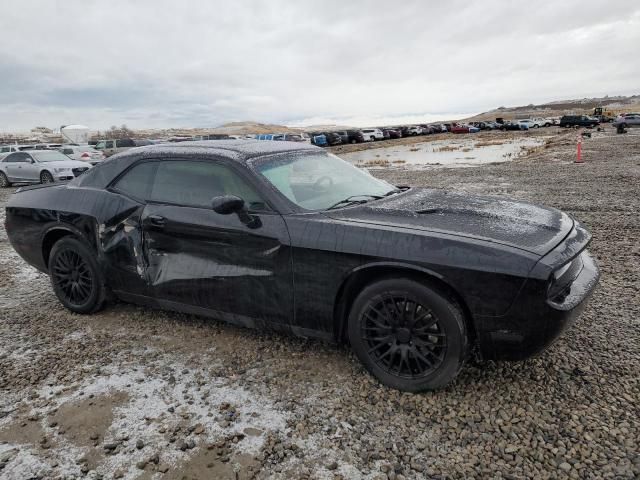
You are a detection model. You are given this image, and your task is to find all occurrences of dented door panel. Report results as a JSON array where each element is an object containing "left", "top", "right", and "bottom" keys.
[{"left": 141, "top": 203, "right": 293, "bottom": 328}]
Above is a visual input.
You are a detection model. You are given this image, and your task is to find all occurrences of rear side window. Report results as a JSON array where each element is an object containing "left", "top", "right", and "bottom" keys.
[
  {"left": 4, "top": 152, "right": 29, "bottom": 163},
  {"left": 149, "top": 160, "right": 266, "bottom": 210},
  {"left": 113, "top": 162, "right": 157, "bottom": 200}
]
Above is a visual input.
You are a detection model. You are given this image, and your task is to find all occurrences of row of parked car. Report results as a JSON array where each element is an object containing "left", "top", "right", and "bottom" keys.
[
  {"left": 0, "top": 138, "right": 153, "bottom": 166},
  {"left": 304, "top": 119, "right": 552, "bottom": 147},
  {"left": 3, "top": 111, "right": 637, "bottom": 170}
]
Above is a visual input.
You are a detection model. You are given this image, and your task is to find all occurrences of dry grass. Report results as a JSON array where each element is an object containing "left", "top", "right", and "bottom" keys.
[
  {"left": 474, "top": 139, "right": 507, "bottom": 147},
  {"left": 362, "top": 158, "right": 391, "bottom": 166},
  {"left": 434, "top": 145, "right": 461, "bottom": 152}
]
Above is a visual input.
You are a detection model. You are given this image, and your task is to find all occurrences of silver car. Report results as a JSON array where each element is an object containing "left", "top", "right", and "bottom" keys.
[
  {"left": 58, "top": 145, "right": 106, "bottom": 165},
  {"left": 0, "top": 150, "right": 91, "bottom": 187},
  {"left": 613, "top": 113, "right": 640, "bottom": 128}
]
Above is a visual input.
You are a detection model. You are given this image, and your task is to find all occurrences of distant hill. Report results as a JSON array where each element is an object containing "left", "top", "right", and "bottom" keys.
[
  {"left": 212, "top": 121, "right": 302, "bottom": 134},
  {"left": 466, "top": 94, "right": 640, "bottom": 121}
]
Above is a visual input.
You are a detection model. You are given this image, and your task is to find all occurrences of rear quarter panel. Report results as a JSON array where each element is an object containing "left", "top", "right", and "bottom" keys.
[{"left": 6, "top": 185, "right": 141, "bottom": 276}]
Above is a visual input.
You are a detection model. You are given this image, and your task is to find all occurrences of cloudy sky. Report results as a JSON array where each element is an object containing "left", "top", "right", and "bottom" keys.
[{"left": 0, "top": 0, "right": 638, "bottom": 131}]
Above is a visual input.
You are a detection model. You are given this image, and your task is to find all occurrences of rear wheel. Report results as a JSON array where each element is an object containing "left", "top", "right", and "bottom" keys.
[
  {"left": 48, "top": 237, "right": 106, "bottom": 314},
  {"left": 40, "top": 171, "right": 54, "bottom": 184},
  {"left": 348, "top": 278, "right": 468, "bottom": 391},
  {"left": 0, "top": 172, "right": 10, "bottom": 188}
]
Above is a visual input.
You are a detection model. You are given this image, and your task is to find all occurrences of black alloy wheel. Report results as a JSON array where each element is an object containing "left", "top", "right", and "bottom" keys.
[
  {"left": 40, "top": 171, "right": 54, "bottom": 184},
  {"left": 48, "top": 237, "right": 105, "bottom": 313},
  {"left": 348, "top": 278, "right": 468, "bottom": 391},
  {"left": 361, "top": 294, "right": 447, "bottom": 378}
]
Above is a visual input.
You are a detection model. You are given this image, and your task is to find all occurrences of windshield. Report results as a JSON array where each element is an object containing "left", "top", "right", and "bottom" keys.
[
  {"left": 253, "top": 152, "right": 396, "bottom": 210},
  {"left": 32, "top": 150, "right": 74, "bottom": 162}
]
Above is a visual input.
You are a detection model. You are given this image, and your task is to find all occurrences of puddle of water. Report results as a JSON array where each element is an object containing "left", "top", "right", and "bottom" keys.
[{"left": 340, "top": 137, "right": 547, "bottom": 168}]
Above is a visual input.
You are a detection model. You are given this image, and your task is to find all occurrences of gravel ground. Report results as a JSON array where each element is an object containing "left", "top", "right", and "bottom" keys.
[{"left": 0, "top": 129, "right": 638, "bottom": 479}]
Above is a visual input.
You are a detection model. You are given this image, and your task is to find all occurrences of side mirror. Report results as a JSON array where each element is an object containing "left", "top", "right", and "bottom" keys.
[
  {"left": 211, "top": 195, "right": 261, "bottom": 229},
  {"left": 211, "top": 195, "right": 245, "bottom": 214}
]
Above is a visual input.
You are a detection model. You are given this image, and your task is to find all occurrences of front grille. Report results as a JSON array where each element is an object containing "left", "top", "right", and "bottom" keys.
[{"left": 72, "top": 167, "right": 88, "bottom": 177}]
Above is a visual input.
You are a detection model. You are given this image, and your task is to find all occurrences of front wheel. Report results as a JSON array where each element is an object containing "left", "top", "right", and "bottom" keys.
[
  {"left": 348, "top": 278, "right": 468, "bottom": 391},
  {"left": 48, "top": 237, "right": 106, "bottom": 314},
  {"left": 40, "top": 171, "right": 54, "bottom": 184},
  {"left": 0, "top": 171, "right": 11, "bottom": 188}
]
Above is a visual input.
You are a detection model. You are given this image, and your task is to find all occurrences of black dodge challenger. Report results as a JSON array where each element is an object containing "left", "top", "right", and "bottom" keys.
[{"left": 4, "top": 140, "right": 600, "bottom": 391}]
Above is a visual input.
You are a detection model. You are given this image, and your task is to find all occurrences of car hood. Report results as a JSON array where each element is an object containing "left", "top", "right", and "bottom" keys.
[
  {"left": 324, "top": 187, "right": 574, "bottom": 256},
  {"left": 38, "top": 160, "right": 91, "bottom": 169}
]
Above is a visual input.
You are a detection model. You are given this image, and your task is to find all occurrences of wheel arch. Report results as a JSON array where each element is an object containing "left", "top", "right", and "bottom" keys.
[
  {"left": 41, "top": 224, "right": 97, "bottom": 271},
  {"left": 332, "top": 262, "right": 477, "bottom": 345}
]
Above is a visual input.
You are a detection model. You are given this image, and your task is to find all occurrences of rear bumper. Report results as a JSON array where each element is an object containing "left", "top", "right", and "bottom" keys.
[{"left": 476, "top": 250, "right": 600, "bottom": 360}]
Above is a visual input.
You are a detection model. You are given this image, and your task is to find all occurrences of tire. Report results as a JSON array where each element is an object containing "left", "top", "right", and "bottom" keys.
[
  {"left": 48, "top": 237, "right": 106, "bottom": 314},
  {"left": 0, "top": 171, "right": 11, "bottom": 188},
  {"left": 348, "top": 277, "right": 468, "bottom": 392},
  {"left": 533, "top": 124, "right": 539, "bottom": 128},
  {"left": 40, "top": 170, "right": 54, "bottom": 184}
]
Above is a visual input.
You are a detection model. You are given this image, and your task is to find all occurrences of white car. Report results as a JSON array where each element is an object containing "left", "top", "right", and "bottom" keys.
[
  {"left": 406, "top": 126, "right": 424, "bottom": 135},
  {"left": 0, "top": 144, "right": 37, "bottom": 154},
  {"left": 517, "top": 119, "right": 534, "bottom": 129},
  {"left": 59, "top": 145, "right": 105, "bottom": 165},
  {"left": 361, "top": 128, "right": 384, "bottom": 141},
  {"left": 530, "top": 117, "right": 553, "bottom": 127},
  {"left": 0, "top": 150, "right": 91, "bottom": 187},
  {"left": 519, "top": 118, "right": 551, "bottom": 129}
]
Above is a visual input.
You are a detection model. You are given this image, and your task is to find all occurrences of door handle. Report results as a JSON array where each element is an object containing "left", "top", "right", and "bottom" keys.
[{"left": 148, "top": 215, "right": 166, "bottom": 227}]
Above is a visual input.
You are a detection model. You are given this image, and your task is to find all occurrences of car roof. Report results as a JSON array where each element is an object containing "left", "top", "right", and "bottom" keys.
[
  {"left": 73, "top": 139, "right": 321, "bottom": 190},
  {"left": 120, "top": 139, "right": 318, "bottom": 162}
]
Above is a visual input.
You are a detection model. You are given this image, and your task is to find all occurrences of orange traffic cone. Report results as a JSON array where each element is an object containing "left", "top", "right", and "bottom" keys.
[{"left": 575, "top": 135, "right": 583, "bottom": 164}]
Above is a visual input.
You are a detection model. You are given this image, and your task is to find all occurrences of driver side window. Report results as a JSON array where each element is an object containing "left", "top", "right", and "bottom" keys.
[
  {"left": 114, "top": 160, "right": 269, "bottom": 211},
  {"left": 149, "top": 160, "right": 268, "bottom": 210}
]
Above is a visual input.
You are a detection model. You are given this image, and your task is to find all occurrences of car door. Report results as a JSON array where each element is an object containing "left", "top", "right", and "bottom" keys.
[
  {"left": 21, "top": 153, "right": 41, "bottom": 181},
  {"left": 130, "top": 158, "right": 294, "bottom": 330},
  {"left": 2, "top": 153, "right": 22, "bottom": 180},
  {"left": 5, "top": 152, "right": 33, "bottom": 180},
  {"left": 104, "top": 140, "right": 115, "bottom": 156}
]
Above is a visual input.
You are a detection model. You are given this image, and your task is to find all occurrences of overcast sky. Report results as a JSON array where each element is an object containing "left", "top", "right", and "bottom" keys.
[{"left": 0, "top": 0, "right": 638, "bottom": 131}]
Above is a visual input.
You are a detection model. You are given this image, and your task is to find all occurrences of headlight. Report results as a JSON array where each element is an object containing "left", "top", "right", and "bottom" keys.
[{"left": 54, "top": 167, "right": 71, "bottom": 173}]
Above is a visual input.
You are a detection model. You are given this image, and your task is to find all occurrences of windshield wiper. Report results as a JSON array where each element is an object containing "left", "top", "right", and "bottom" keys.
[{"left": 326, "top": 195, "right": 382, "bottom": 210}]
